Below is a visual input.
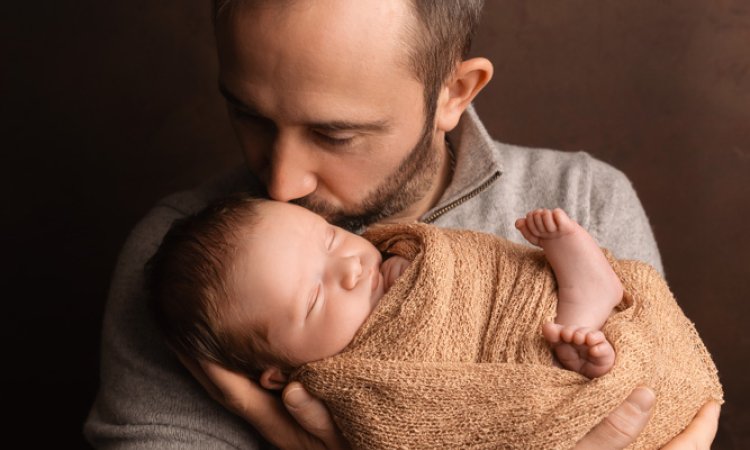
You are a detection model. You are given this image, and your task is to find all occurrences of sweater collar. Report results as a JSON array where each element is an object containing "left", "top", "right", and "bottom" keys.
[{"left": 427, "top": 104, "right": 503, "bottom": 214}]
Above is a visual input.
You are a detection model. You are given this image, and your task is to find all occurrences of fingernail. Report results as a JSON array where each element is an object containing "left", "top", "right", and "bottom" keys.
[
  {"left": 631, "top": 387, "right": 656, "bottom": 413},
  {"left": 283, "top": 386, "right": 309, "bottom": 409}
]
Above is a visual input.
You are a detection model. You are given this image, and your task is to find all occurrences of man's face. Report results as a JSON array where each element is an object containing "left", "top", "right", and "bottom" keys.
[
  {"left": 233, "top": 201, "right": 386, "bottom": 365},
  {"left": 215, "top": 0, "right": 443, "bottom": 229}
]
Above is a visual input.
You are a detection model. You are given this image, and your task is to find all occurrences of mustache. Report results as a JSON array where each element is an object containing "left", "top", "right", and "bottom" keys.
[
  {"left": 291, "top": 196, "right": 383, "bottom": 232},
  {"left": 291, "top": 196, "right": 337, "bottom": 219}
]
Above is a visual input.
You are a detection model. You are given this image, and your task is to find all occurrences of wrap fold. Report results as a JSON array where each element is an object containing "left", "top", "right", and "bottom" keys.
[{"left": 293, "top": 223, "right": 722, "bottom": 450}]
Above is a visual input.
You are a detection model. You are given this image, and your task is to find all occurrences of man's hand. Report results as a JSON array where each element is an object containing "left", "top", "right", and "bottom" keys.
[
  {"left": 662, "top": 400, "right": 720, "bottom": 450},
  {"left": 283, "top": 381, "right": 350, "bottom": 450},
  {"left": 574, "top": 387, "right": 720, "bottom": 450},
  {"left": 574, "top": 387, "right": 655, "bottom": 450},
  {"left": 181, "top": 356, "right": 718, "bottom": 450},
  {"left": 178, "top": 355, "right": 349, "bottom": 450}
]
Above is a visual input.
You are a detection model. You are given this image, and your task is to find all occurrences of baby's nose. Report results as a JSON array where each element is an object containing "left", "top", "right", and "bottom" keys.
[{"left": 340, "top": 255, "right": 362, "bottom": 290}]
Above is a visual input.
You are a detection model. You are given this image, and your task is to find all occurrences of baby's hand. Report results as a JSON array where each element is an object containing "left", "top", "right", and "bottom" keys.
[{"left": 380, "top": 256, "right": 411, "bottom": 293}]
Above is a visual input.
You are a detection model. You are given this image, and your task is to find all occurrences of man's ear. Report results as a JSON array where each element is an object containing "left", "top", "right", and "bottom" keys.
[
  {"left": 435, "top": 57, "right": 494, "bottom": 133},
  {"left": 259, "top": 366, "right": 289, "bottom": 390}
]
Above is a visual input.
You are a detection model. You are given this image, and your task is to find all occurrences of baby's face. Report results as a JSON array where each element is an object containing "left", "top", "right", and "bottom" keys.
[{"left": 233, "top": 201, "right": 386, "bottom": 365}]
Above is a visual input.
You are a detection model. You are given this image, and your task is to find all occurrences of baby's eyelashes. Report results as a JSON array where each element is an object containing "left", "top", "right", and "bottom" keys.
[
  {"left": 306, "top": 284, "right": 322, "bottom": 318},
  {"left": 326, "top": 228, "right": 336, "bottom": 250}
]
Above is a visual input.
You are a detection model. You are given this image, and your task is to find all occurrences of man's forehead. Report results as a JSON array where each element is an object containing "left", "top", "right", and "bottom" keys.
[
  {"left": 215, "top": 0, "right": 412, "bottom": 18},
  {"left": 216, "top": 0, "right": 412, "bottom": 60},
  {"left": 215, "top": 0, "right": 422, "bottom": 116}
]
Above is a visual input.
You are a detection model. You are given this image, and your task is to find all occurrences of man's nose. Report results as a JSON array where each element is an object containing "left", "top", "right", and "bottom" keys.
[
  {"left": 335, "top": 255, "right": 362, "bottom": 290},
  {"left": 264, "top": 134, "right": 318, "bottom": 202}
]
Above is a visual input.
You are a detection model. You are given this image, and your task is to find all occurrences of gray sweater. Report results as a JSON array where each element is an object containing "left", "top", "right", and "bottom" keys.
[{"left": 84, "top": 106, "right": 662, "bottom": 449}]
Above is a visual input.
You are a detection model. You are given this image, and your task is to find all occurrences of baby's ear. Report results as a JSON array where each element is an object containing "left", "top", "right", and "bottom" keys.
[{"left": 259, "top": 366, "right": 288, "bottom": 390}]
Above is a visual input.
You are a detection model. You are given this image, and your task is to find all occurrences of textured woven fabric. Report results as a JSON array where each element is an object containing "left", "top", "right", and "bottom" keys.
[{"left": 293, "top": 223, "right": 722, "bottom": 450}]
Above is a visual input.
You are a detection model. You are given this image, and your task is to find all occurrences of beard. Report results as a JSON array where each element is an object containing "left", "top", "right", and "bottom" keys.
[{"left": 291, "top": 119, "right": 441, "bottom": 232}]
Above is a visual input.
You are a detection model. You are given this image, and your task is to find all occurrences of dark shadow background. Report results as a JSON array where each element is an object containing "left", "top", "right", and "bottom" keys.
[{"left": 3, "top": 1, "right": 747, "bottom": 448}]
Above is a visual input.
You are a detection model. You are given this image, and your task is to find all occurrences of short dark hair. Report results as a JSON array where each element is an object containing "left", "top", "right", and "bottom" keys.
[
  {"left": 146, "top": 193, "right": 292, "bottom": 378},
  {"left": 211, "top": 0, "right": 485, "bottom": 120},
  {"left": 402, "top": 1, "right": 485, "bottom": 121}
]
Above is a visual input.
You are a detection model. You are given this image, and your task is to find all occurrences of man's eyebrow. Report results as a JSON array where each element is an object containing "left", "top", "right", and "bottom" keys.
[{"left": 219, "top": 82, "right": 390, "bottom": 133}]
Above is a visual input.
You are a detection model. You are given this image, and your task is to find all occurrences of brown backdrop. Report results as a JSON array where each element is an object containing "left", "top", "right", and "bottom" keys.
[{"left": 3, "top": 1, "right": 747, "bottom": 448}]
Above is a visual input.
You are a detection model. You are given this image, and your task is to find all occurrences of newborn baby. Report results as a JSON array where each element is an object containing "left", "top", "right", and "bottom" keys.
[
  {"left": 148, "top": 194, "right": 721, "bottom": 449},
  {"left": 149, "top": 195, "right": 619, "bottom": 387}
]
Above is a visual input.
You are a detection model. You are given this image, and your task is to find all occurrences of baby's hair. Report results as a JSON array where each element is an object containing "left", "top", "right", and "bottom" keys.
[{"left": 146, "top": 193, "right": 294, "bottom": 379}]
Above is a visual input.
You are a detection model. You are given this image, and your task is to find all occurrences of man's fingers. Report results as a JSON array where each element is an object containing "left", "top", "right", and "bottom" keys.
[
  {"left": 284, "top": 382, "right": 350, "bottom": 450},
  {"left": 661, "top": 400, "right": 720, "bottom": 450},
  {"left": 574, "top": 386, "right": 655, "bottom": 450},
  {"left": 194, "top": 360, "right": 328, "bottom": 450},
  {"left": 199, "top": 360, "right": 300, "bottom": 433},
  {"left": 176, "top": 353, "right": 223, "bottom": 402},
  {"left": 198, "top": 360, "right": 263, "bottom": 414}
]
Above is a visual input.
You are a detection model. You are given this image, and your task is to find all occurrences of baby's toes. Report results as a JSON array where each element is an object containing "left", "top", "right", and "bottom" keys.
[
  {"left": 589, "top": 341, "right": 610, "bottom": 358},
  {"left": 559, "top": 325, "right": 581, "bottom": 343},
  {"left": 542, "top": 322, "right": 564, "bottom": 344},
  {"left": 517, "top": 220, "right": 540, "bottom": 246},
  {"left": 525, "top": 211, "right": 541, "bottom": 236},
  {"left": 572, "top": 327, "right": 594, "bottom": 346},
  {"left": 589, "top": 340, "right": 616, "bottom": 368},
  {"left": 584, "top": 330, "right": 606, "bottom": 346},
  {"left": 541, "top": 209, "right": 557, "bottom": 233}
]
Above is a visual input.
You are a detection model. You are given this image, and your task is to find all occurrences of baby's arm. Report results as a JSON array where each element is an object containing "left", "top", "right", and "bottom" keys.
[{"left": 516, "top": 208, "right": 622, "bottom": 378}]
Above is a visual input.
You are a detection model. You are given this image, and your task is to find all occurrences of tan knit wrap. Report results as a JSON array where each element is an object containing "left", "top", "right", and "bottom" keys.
[{"left": 292, "top": 223, "right": 723, "bottom": 450}]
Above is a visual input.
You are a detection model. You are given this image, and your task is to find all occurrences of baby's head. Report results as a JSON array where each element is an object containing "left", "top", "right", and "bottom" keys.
[{"left": 147, "top": 194, "right": 386, "bottom": 389}]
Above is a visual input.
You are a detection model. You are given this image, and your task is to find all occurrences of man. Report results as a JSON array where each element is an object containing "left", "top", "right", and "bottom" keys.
[{"left": 85, "top": 1, "right": 719, "bottom": 448}]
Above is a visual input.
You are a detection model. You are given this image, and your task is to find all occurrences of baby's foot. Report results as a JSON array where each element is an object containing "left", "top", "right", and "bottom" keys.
[
  {"left": 515, "top": 208, "right": 623, "bottom": 329},
  {"left": 542, "top": 323, "right": 615, "bottom": 378},
  {"left": 515, "top": 208, "right": 577, "bottom": 247}
]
